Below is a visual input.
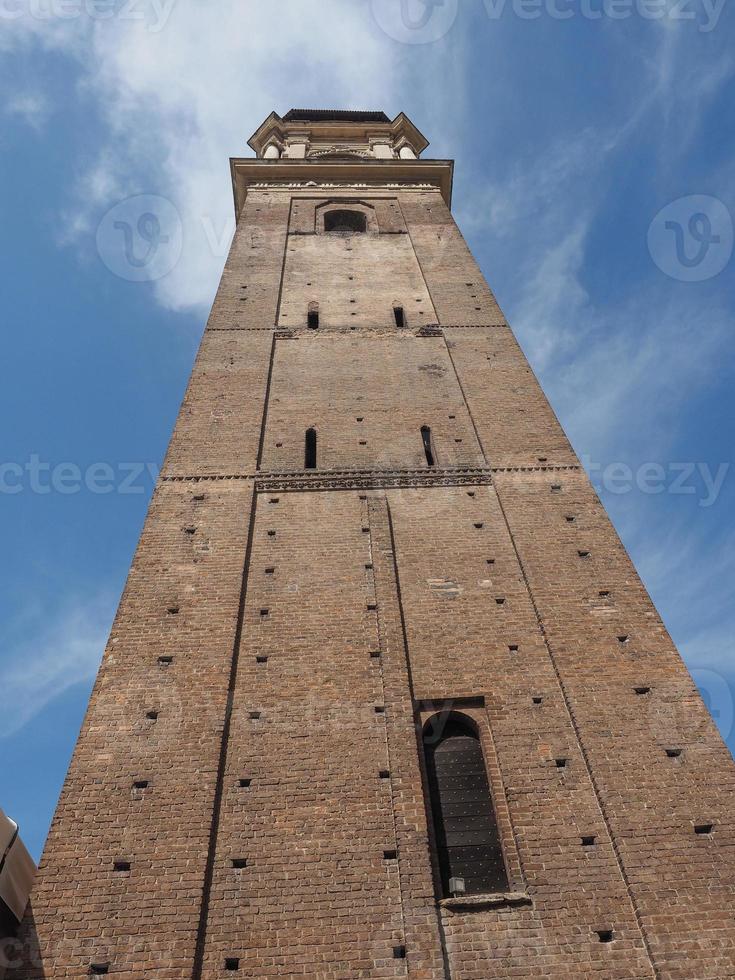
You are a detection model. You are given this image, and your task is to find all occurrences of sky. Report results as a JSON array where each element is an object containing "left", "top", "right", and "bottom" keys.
[{"left": 0, "top": 0, "right": 733, "bottom": 861}]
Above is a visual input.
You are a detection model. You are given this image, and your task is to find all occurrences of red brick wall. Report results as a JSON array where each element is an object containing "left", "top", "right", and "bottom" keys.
[
  {"left": 260, "top": 334, "right": 483, "bottom": 472},
  {"left": 12, "top": 481, "right": 254, "bottom": 978},
  {"left": 13, "top": 164, "right": 735, "bottom": 980},
  {"left": 279, "top": 196, "right": 437, "bottom": 330}
]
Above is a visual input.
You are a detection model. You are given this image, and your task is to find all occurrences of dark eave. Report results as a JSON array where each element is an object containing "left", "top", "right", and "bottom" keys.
[{"left": 283, "top": 109, "right": 390, "bottom": 123}]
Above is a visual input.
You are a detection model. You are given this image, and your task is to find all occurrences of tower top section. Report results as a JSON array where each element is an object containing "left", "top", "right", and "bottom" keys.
[
  {"left": 233, "top": 109, "right": 451, "bottom": 219},
  {"left": 248, "top": 109, "right": 429, "bottom": 161}
]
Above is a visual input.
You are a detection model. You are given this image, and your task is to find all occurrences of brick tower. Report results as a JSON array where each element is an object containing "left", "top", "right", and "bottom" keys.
[{"left": 12, "top": 110, "right": 735, "bottom": 980}]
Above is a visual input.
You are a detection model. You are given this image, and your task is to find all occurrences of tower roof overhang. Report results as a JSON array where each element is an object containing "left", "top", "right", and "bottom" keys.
[{"left": 230, "top": 157, "right": 454, "bottom": 219}]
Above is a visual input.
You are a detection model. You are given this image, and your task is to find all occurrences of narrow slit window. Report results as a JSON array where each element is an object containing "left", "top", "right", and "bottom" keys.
[
  {"left": 423, "top": 714, "right": 509, "bottom": 897},
  {"left": 394, "top": 305, "right": 406, "bottom": 328},
  {"left": 305, "top": 428, "right": 317, "bottom": 470},
  {"left": 421, "top": 426, "right": 436, "bottom": 467},
  {"left": 307, "top": 305, "right": 319, "bottom": 330}
]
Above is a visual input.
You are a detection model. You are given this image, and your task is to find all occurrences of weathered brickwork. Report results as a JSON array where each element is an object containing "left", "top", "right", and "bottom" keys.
[
  {"left": 445, "top": 327, "right": 579, "bottom": 467},
  {"left": 13, "top": 481, "right": 254, "bottom": 978},
  {"left": 279, "top": 195, "right": 437, "bottom": 331},
  {"left": 400, "top": 191, "right": 505, "bottom": 327},
  {"left": 493, "top": 470, "right": 735, "bottom": 978},
  {"left": 162, "top": 330, "right": 273, "bottom": 477},
  {"left": 205, "top": 191, "right": 292, "bottom": 331},
  {"left": 261, "top": 335, "right": 483, "bottom": 472},
  {"left": 13, "top": 110, "right": 735, "bottom": 980}
]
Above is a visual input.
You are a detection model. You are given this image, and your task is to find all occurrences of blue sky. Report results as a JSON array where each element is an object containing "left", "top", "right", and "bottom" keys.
[{"left": 1, "top": 0, "right": 733, "bottom": 861}]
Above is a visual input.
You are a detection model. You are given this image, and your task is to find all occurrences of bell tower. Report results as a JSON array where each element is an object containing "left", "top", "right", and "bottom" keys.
[{"left": 11, "top": 110, "right": 735, "bottom": 979}]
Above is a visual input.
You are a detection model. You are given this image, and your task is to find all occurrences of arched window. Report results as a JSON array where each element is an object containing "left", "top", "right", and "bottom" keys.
[
  {"left": 423, "top": 715, "right": 509, "bottom": 897},
  {"left": 305, "top": 428, "right": 317, "bottom": 469},
  {"left": 308, "top": 303, "right": 319, "bottom": 329},
  {"left": 324, "top": 210, "right": 368, "bottom": 234}
]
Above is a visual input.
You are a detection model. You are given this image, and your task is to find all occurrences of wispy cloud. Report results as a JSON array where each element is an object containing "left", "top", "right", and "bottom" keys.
[
  {"left": 637, "top": 522, "right": 735, "bottom": 666},
  {"left": 456, "top": 18, "right": 734, "bottom": 460},
  {"left": 0, "top": 595, "right": 114, "bottom": 738},
  {"left": 448, "top": 17, "right": 735, "bottom": 753},
  {"left": 633, "top": 518, "right": 735, "bottom": 746},
  {"left": 553, "top": 290, "right": 732, "bottom": 462},
  {"left": 4, "top": 91, "right": 49, "bottom": 130}
]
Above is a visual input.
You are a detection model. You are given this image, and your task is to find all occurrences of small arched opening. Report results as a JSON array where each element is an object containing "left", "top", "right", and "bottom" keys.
[{"left": 423, "top": 713, "right": 509, "bottom": 897}]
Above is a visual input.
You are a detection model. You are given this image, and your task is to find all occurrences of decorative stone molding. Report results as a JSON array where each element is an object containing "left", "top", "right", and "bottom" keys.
[
  {"left": 308, "top": 148, "right": 374, "bottom": 161},
  {"left": 161, "top": 474, "right": 256, "bottom": 483},
  {"left": 491, "top": 465, "right": 582, "bottom": 473},
  {"left": 249, "top": 181, "right": 439, "bottom": 193},
  {"left": 161, "top": 465, "right": 581, "bottom": 485},
  {"left": 255, "top": 467, "right": 494, "bottom": 493}
]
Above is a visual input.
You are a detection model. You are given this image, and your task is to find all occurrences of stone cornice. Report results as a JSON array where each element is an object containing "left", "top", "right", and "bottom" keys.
[{"left": 230, "top": 158, "right": 454, "bottom": 218}]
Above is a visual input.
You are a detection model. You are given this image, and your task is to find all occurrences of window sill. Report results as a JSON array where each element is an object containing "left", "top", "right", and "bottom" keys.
[{"left": 440, "top": 891, "right": 533, "bottom": 912}]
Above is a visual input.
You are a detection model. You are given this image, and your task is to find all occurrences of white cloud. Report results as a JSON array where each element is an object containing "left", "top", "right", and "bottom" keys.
[
  {"left": 11, "top": 0, "right": 400, "bottom": 311},
  {"left": 1, "top": 0, "right": 482, "bottom": 312},
  {"left": 0, "top": 595, "right": 114, "bottom": 738}
]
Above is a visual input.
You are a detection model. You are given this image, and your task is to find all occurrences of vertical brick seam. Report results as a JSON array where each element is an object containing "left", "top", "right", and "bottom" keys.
[
  {"left": 192, "top": 489, "right": 260, "bottom": 980},
  {"left": 442, "top": 330, "right": 487, "bottom": 465},
  {"left": 255, "top": 333, "right": 278, "bottom": 471},
  {"left": 368, "top": 496, "right": 451, "bottom": 980}
]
